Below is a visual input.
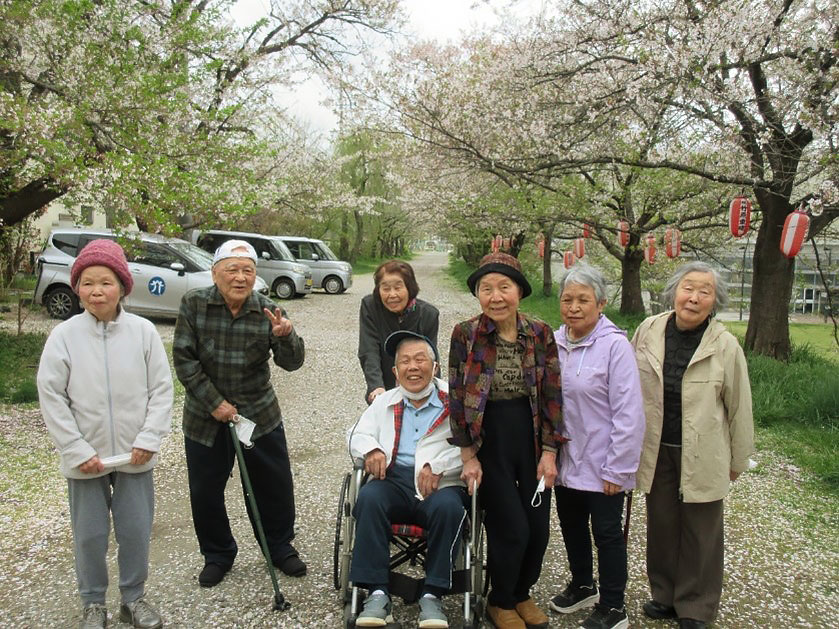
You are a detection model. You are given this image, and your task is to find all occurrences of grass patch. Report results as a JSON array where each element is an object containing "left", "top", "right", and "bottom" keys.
[
  {"left": 726, "top": 321, "right": 839, "bottom": 363},
  {"left": 0, "top": 331, "right": 46, "bottom": 403}
]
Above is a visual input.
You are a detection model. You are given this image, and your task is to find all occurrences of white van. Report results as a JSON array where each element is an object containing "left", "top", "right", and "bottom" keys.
[{"left": 276, "top": 236, "right": 353, "bottom": 294}]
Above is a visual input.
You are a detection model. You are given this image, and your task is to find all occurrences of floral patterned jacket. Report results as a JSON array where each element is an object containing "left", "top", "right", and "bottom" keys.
[{"left": 448, "top": 312, "right": 563, "bottom": 458}]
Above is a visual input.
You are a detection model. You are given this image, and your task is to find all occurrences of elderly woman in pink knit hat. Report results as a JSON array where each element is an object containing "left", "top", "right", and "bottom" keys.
[{"left": 37, "top": 239, "right": 173, "bottom": 629}]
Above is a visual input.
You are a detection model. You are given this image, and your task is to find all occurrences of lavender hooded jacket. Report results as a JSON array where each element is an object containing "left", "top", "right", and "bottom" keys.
[{"left": 554, "top": 315, "right": 645, "bottom": 492}]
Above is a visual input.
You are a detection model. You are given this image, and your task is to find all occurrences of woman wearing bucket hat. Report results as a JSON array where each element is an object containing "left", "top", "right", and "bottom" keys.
[
  {"left": 358, "top": 259, "right": 439, "bottom": 404},
  {"left": 37, "top": 239, "right": 173, "bottom": 629},
  {"left": 448, "top": 252, "right": 563, "bottom": 629}
]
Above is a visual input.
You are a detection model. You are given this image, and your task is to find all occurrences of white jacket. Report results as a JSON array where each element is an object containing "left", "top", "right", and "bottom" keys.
[
  {"left": 347, "top": 378, "right": 464, "bottom": 497},
  {"left": 37, "top": 309, "right": 173, "bottom": 479}
]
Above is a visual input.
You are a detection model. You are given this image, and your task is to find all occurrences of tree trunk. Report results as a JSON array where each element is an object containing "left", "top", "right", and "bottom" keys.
[
  {"left": 338, "top": 211, "right": 350, "bottom": 260},
  {"left": 1, "top": 179, "right": 65, "bottom": 228},
  {"left": 541, "top": 226, "right": 554, "bottom": 297},
  {"left": 620, "top": 242, "right": 645, "bottom": 314},
  {"left": 350, "top": 210, "right": 363, "bottom": 262},
  {"left": 744, "top": 192, "right": 794, "bottom": 360}
]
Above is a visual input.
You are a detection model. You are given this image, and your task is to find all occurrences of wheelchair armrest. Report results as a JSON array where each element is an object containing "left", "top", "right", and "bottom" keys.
[{"left": 352, "top": 457, "right": 365, "bottom": 471}]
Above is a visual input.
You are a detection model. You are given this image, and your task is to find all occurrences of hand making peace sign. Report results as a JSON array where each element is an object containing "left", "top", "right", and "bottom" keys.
[{"left": 263, "top": 307, "right": 293, "bottom": 337}]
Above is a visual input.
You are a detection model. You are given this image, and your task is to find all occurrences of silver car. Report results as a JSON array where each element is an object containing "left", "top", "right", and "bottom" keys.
[
  {"left": 34, "top": 228, "right": 270, "bottom": 320},
  {"left": 277, "top": 236, "right": 353, "bottom": 294}
]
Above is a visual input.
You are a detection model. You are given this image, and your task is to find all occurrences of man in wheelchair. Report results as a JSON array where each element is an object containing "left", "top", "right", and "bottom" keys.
[{"left": 347, "top": 330, "right": 467, "bottom": 628}]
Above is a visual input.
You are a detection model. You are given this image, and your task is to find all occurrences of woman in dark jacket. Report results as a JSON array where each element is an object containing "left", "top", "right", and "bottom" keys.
[{"left": 358, "top": 260, "right": 439, "bottom": 403}]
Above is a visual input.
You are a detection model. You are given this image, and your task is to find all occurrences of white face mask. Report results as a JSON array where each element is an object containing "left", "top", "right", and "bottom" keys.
[{"left": 398, "top": 380, "right": 436, "bottom": 401}]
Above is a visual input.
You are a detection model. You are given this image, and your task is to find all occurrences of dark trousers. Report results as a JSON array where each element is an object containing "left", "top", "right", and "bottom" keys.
[
  {"left": 555, "top": 485, "right": 627, "bottom": 609},
  {"left": 184, "top": 422, "right": 297, "bottom": 568},
  {"left": 350, "top": 464, "right": 467, "bottom": 592},
  {"left": 646, "top": 445, "right": 724, "bottom": 623},
  {"left": 479, "top": 397, "right": 552, "bottom": 609}
]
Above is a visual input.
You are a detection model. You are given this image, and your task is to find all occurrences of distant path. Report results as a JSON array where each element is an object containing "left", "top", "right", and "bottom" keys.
[{"left": 0, "top": 251, "right": 836, "bottom": 627}]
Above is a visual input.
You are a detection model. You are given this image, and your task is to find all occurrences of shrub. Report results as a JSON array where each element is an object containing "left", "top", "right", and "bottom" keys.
[{"left": 0, "top": 331, "right": 46, "bottom": 404}]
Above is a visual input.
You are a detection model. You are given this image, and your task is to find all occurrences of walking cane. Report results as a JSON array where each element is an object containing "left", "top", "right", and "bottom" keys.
[
  {"left": 228, "top": 422, "right": 290, "bottom": 611},
  {"left": 623, "top": 490, "right": 633, "bottom": 544}
]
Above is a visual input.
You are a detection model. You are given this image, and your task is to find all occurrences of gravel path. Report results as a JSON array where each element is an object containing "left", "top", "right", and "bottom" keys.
[{"left": 0, "top": 251, "right": 836, "bottom": 628}]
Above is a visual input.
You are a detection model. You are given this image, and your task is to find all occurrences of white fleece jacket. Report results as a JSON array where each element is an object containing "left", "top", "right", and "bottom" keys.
[
  {"left": 37, "top": 309, "right": 173, "bottom": 479},
  {"left": 347, "top": 378, "right": 464, "bottom": 498}
]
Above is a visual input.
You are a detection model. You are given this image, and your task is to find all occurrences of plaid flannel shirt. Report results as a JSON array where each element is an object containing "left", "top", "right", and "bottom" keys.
[
  {"left": 448, "top": 312, "right": 563, "bottom": 458},
  {"left": 173, "top": 285, "right": 305, "bottom": 446}
]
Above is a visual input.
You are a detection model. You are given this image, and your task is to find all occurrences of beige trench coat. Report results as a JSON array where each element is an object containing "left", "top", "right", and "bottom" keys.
[{"left": 631, "top": 313, "right": 754, "bottom": 503}]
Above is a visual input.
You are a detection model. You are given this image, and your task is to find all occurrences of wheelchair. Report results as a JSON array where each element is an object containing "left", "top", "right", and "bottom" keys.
[{"left": 333, "top": 460, "right": 487, "bottom": 628}]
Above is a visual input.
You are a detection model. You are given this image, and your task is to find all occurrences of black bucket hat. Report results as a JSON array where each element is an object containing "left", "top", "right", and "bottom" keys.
[
  {"left": 384, "top": 330, "right": 438, "bottom": 361},
  {"left": 466, "top": 252, "right": 532, "bottom": 298}
]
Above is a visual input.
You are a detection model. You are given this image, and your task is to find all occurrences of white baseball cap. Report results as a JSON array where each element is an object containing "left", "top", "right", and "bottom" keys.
[{"left": 212, "top": 239, "right": 258, "bottom": 266}]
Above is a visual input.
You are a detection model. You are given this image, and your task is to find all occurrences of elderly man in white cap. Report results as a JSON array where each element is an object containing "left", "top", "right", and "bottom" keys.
[{"left": 173, "top": 239, "right": 306, "bottom": 588}]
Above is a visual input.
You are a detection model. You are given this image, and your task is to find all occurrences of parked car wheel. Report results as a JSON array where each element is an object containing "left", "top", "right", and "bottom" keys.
[
  {"left": 45, "top": 286, "right": 80, "bottom": 320},
  {"left": 323, "top": 275, "right": 344, "bottom": 295},
  {"left": 273, "top": 277, "right": 295, "bottom": 300}
]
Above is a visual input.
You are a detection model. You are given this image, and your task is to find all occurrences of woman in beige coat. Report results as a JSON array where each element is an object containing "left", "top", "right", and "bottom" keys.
[{"left": 631, "top": 261, "right": 753, "bottom": 629}]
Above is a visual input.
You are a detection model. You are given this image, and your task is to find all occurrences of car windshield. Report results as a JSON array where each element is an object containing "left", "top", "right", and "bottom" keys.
[
  {"left": 269, "top": 238, "right": 294, "bottom": 261},
  {"left": 168, "top": 240, "right": 214, "bottom": 270},
  {"left": 314, "top": 241, "right": 338, "bottom": 261}
]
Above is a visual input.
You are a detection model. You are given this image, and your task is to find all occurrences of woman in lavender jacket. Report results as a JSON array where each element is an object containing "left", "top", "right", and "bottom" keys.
[{"left": 548, "top": 266, "right": 644, "bottom": 629}]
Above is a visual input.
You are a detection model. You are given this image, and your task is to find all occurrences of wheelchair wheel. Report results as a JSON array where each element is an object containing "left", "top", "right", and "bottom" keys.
[{"left": 333, "top": 472, "right": 351, "bottom": 591}]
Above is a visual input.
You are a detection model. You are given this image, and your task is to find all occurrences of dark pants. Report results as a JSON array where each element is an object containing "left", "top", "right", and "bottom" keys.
[
  {"left": 646, "top": 445, "right": 724, "bottom": 623},
  {"left": 479, "top": 397, "right": 551, "bottom": 609},
  {"left": 350, "top": 464, "right": 467, "bottom": 592},
  {"left": 184, "top": 422, "right": 297, "bottom": 568},
  {"left": 555, "top": 485, "right": 627, "bottom": 609}
]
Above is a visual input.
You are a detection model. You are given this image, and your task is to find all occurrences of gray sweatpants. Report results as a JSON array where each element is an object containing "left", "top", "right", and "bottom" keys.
[{"left": 68, "top": 470, "right": 154, "bottom": 606}]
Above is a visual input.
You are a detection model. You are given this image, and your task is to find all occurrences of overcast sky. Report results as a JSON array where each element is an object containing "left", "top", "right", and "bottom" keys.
[{"left": 230, "top": 0, "right": 538, "bottom": 136}]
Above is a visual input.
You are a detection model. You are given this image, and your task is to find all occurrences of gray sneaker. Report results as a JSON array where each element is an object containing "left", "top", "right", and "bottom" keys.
[
  {"left": 356, "top": 591, "right": 393, "bottom": 627},
  {"left": 418, "top": 595, "right": 449, "bottom": 628},
  {"left": 119, "top": 597, "right": 163, "bottom": 629},
  {"left": 79, "top": 603, "right": 107, "bottom": 629}
]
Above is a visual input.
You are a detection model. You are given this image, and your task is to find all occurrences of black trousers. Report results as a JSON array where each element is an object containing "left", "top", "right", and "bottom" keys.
[
  {"left": 479, "top": 397, "right": 551, "bottom": 609},
  {"left": 555, "top": 485, "right": 627, "bottom": 609},
  {"left": 184, "top": 421, "right": 297, "bottom": 568}
]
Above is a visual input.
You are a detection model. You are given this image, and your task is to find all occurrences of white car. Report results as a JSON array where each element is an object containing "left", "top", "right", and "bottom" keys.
[{"left": 34, "top": 228, "right": 270, "bottom": 319}]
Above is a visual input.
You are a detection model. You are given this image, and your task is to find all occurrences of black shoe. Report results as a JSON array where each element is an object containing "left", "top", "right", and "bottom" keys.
[
  {"left": 275, "top": 554, "right": 307, "bottom": 577},
  {"left": 198, "top": 562, "right": 231, "bottom": 587},
  {"left": 643, "top": 600, "right": 678, "bottom": 620},
  {"left": 549, "top": 582, "right": 599, "bottom": 614},
  {"left": 580, "top": 604, "right": 628, "bottom": 629},
  {"left": 679, "top": 619, "right": 707, "bottom": 629}
]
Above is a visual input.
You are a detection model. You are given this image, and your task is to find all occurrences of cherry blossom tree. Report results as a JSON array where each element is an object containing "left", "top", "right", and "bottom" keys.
[{"left": 0, "top": 0, "right": 400, "bottom": 235}]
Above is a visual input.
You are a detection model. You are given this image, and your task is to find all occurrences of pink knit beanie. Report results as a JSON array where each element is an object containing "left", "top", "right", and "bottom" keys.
[{"left": 71, "top": 239, "right": 134, "bottom": 296}]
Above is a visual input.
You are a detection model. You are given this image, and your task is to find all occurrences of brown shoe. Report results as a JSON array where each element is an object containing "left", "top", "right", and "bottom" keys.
[
  {"left": 515, "top": 598, "right": 548, "bottom": 628},
  {"left": 486, "top": 605, "right": 526, "bottom": 629}
]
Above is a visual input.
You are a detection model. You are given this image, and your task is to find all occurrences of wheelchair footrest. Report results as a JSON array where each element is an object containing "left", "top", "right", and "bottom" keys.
[{"left": 388, "top": 571, "right": 424, "bottom": 604}]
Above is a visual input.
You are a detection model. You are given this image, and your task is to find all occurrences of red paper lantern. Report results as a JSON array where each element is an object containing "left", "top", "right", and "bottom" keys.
[
  {"left": 645, "top": 242, "right": 656, "bottom": 264},
  {"left": 645, "top": 232, "right": 656, "bottom": 248},
  {"left": 583, "top": 223, "right": 591, "bottom": 239},
  {"left": 617, "top": 220, "right": 630, "bottom": 248},
  {"left": 780, "top": 210, "right": 810, "bottom": 258},
  {"left": 665, "top": 227, "right": 682, "bottom": 258},
  {"left": 729, "top": 196, "right": 752, "bottom": 238},
  {"left": 492, "top": 234, "right": 502, "bottom": 252},
  {"left": 502, "top": 237, "right": 511, "bottom": 250},
  {"left": 563, "top": 251, "right": 576, "bottom": 269},
  {"left": 574, "top": 238, "right": 585, "bottom": 259},
  {"left": 538, "top": 239, "right": 545, "bottom": 259}
]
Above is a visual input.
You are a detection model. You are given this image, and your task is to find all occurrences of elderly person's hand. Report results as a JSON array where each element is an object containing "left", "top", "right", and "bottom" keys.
[
  {"left": 131, "top": 448, "right": 154, "bottom": 466},
  {"left": 211, "top": 400, "right": 237, "bottom": 422},
  {"left": 536, "top": 450, "right": 557, "bottom": 488},
  {"left": 367, "top": 387, "right": 386, "bottom": 404},
  {"left": 460, "top": 446, "right": 482, "bottom": 495},
  {"left": 264, "top": 307, "right": 293, "bottom": 337},
  {"left": 79, "top": 455, "right": 105, "bottom": 475},
  {"left": 603, "top": 481, "right": 622, "bottom": 496},
  {"left": 364, "top": 449, "right": 387, "bottom": 480},
  {"left": 418, "top": 463, "right": 442, "bottom": 498}
]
